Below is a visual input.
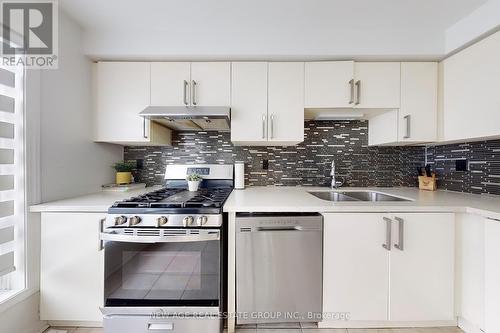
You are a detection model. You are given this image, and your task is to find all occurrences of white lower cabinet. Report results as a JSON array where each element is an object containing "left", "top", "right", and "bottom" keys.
[
  {"left": 456, "top": 213, "right": 485, "bottom": 332},
  {"left": 485, "top": 218, "right": 500, "bottom": 333},
  {"left": 389, "top": 213, "right": 455, "bottom": 321},
  {"left": 322, "top": 212, "right": 455, "bottom": 327},
  {"left": 40, "top": 212, "right": 105, "bottom": 322},
  {"left": 323, "top": 213, "right": 389, "bottom": 321}
]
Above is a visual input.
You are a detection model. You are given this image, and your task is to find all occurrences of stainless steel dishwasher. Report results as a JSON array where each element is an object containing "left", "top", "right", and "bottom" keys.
[{"left": 236, "top": 213, "right": 323, "bottom": 324}]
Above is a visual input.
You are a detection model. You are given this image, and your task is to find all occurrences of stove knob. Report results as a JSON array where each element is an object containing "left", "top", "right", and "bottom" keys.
[
  {"left": 114, "top": 216, "right": 127, "bottom": 226},
  {"left": 157, "top": 216, "right": 169, "bottom": 227},
  {"left": 129, "top": 216, "right": 141, "bottom": 226},
  {"left": 196, "top": 215, "right": 208, "bottom": 226},
  {"left": 183, "top": 216, "right": 194, "bottom": 227}
]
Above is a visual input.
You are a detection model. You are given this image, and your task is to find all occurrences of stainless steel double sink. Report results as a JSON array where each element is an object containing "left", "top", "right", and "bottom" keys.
[{"left": 309, "top": 190, "right": 411, "bottom": 202}]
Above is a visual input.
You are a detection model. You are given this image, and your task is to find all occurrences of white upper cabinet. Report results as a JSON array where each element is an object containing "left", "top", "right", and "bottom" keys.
[
  {"left": 305, "top": 61, "right": 354, "bottom": 108},
  {"left": 389, "top": 213, "right": 455, "bottom": 322},
  {"left": 368, "top": 62, "right": 438, "bottom": 146},
  {"left": 94, "top": 62, "right": 171, "bottom": 146},
  {"left": 354, "top": 62, "right": 400, "bottom": 109},
  {"left": 190, "top": 62, "right": 231, "bottom": 106},
  {"left": 267, "top": 62, "right": 305, "bottom": 144},
  {"left": 399, "top": 62, "right": 438, "bottom": 143},
  {"left": 230, "top": 62, "right": 305, "bottom": 146},
  {"left": 440, "top": 31, "right": 500, "bottom": 142},
  {"left": 150, "top": 62, "right": 191, "bottom": 106},
  {"left": 231, "top": 62, "right": 268, "bottom": 144}
]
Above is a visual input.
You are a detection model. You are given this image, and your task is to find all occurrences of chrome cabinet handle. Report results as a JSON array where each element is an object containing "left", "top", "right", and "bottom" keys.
[
  {"left": 382, "top": 217, "right": 392, "bottom": 251},
  {"left": 262, "top": 114, "right": 266, "bottom": 139},
  {"left": 355, "top": 80, "right": 361, "bottom": 105},
  {"left": 403, "top": 115, "right": 411, "bottom": 139},
  {"left": 349, "top": 79, "right": 354, "bottom": 104},
  {"left": 143, "top": 117, "right": 148, "bottom": 139},
  {"left": 394, "top": 217, "right": 404, "bottom": 251},
  {"left": 270, "top": 114, "right": 275, "bottom": 139},
  {"left": 98, "top": 218, "right": 105, "bottom": 251},
  {"left": 183, "top": 80, "right": 189, "bottom": 105},
  {"left": 191, "top": 80, "right": 197, "bottom": 105}
]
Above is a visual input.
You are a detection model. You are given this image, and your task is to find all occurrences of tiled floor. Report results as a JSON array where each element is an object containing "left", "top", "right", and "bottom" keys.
[{"left": 46, "top": 326, "right": 463, "bottom": 333}]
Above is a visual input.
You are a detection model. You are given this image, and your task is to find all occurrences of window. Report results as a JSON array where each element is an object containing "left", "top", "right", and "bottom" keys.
[{"left": 0, "top": 62, "right": 25, "bottom": 301}]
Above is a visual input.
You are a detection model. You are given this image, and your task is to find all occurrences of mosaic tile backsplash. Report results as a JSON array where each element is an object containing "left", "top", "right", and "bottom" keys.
[
  {"left": 124, "top": 120, "right": 425, "bottom": 188},
  {"left": 426, "top": 139, "right": 500, "bottom": 195}
]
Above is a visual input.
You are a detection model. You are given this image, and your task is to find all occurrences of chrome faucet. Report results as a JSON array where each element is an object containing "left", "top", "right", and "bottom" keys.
[{"left": 330, "top": 160, "right": 344, "bottom": 189}]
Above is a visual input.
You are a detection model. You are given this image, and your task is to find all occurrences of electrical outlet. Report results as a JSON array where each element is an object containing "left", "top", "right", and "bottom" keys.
[
  {"left": 136, "top": 159, "right": 144, "bottom": 170},
  {"left": 262, "top": 159, "right": 269, "bottom": 170},
  {"left": 456, "top": 159, "right": 468, "bottom": 172}
]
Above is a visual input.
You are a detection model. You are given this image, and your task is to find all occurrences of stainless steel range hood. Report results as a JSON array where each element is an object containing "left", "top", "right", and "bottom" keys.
[{"left": 139, "top": 106, "right": 231, "bottom": 131}]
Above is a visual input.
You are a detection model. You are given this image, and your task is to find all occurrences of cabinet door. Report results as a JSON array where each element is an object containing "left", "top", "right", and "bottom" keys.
[
  {"left": 368, "top": 110, "right": 398, "bottom": 146},
  {"left": 94, "top": 62, "right": 150, "bottom": 143},
  {"left": 190, "top": 62, "right": 230, "bottom": 106},
  {"left": 268, "top": 62, "right": 305, "bottom": 144},
  {"left": 399, "top": 62, "right": 438, "bottom": 143},
  {"left": 456, "top": 213, "right": 485, "bottom": 331},
  {"left": 441, "top": 31, "right": 500, "bottom": 141},
  {"left": 354, "top": 62, "right": 400, "bottom": 109},
  {"left": 389, "top": 213, "right": 455, "bottom": 321},
  {"left": 485, "top": 218, "right": 500, "bottom": 333},
  {"left": 40, "top": 213, "right": 105, "bottom": 322},
  {"left": 323, "top": 213, "right": 389, "bottom": 322},
  {"left": 151, "top": 62, "right": 191, "bottom": 106},
  {"left": 305, "top": 61, "right": 354, "bottom": 108},
  {"left": 231, "top": 62, "right": 268, "bottom": 144}
]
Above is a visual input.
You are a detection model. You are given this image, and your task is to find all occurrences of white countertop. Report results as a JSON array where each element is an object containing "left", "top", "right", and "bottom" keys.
[
  {"left": 30, "top": 186, "right": 500, "bottom": 220},
  {"left": 223, "top": 187, "right": 500, "bottom": 220},
  {"left": 30, "top": 186, "right": 163, "bottom": 213}
]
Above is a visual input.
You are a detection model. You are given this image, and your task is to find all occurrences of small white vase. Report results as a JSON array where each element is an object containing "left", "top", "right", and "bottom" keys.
[{"left": 188, "top": 180, "right": 201, "bottom": 192}]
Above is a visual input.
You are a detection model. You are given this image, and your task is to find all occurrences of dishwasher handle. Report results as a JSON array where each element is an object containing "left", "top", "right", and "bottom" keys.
[{"left": 257, "top": 226, "right": 303, "bottom": 232}]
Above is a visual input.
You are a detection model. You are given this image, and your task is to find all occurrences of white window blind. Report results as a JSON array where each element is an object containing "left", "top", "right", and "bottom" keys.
[{"left": 0, "top": 62, "right": 25, "bottom": 295}]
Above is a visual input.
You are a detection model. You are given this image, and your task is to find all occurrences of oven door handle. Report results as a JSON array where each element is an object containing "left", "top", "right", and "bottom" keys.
[{"left": 100, "top": 231, "right": 220, "bottom": 243}]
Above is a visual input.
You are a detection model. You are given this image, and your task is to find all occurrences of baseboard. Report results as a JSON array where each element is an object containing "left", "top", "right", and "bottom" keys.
[
  {"left": 318, "top": 320, "right": 457, "bottom": 329},
  {"left": 458, "top": 316, "right": 484, "bottom": 333},
  {"left": 47, "top": 321, "right": 102, "bottom": 328}
]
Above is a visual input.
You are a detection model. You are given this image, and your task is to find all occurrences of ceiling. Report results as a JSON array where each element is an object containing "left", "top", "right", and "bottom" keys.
[
  {"left": 59, "top": 0, "right": 490, "bottom": 60},
  {"left": 60, "top": 0, "right": 486, "bottom": 31}
]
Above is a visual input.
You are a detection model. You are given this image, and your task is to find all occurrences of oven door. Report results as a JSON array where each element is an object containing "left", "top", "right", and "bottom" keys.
[{"left": 101, "top": 228, "right": 221, "bottom": 310}]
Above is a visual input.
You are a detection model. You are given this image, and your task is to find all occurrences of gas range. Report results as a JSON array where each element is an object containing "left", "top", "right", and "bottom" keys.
[
  {"left": 101, "top": 164, "right": 233, "bottom": 333},
  {"left": 105, "top": 164, "right": 233, "bottom": 229}
]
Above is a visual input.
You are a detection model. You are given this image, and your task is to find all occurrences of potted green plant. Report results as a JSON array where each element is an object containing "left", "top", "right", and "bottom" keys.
[
  {"left": 112, "top": 161, "right": 136, "bottom": 185},
  {"left": 186, "top": 173, "right": 203, "bottom": 191}
]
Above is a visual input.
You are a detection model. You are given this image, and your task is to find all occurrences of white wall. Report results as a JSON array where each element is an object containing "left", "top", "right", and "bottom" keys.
[
  {"left": 445, "top": 0, "right": 500, "bottom": 54},
  {"left": 0, "top": 293, "right": 48, "bottom": 333},
  {"left": 40, "top": 11, "right": 123, "bottom": 202},
  {"left": 83, "top": 27, "right": 444, "bottom": 61}
]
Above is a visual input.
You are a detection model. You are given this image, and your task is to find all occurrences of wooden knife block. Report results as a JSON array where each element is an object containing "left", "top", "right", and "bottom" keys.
[{"left": 418, "top": 174, "right": 437, "bottom": 191}]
